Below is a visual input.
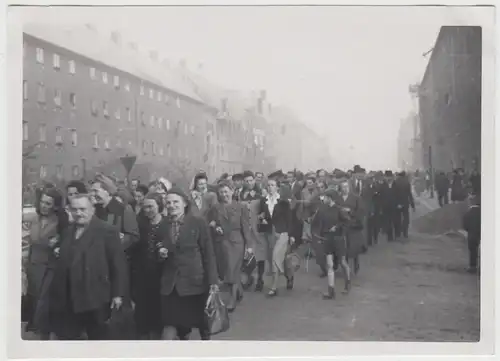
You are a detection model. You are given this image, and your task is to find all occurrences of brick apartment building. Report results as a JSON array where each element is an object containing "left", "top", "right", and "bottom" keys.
[
  {"left": 22, "top": 23, "right": 217, "bottom": 186},
  {"left": 418, "top": 26, "right": 482, "bottom": 173}
]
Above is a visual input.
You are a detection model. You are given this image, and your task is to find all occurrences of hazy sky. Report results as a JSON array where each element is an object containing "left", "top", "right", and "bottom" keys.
[{"left": 21, "top": 6, "right": 483, "bottom": 170}]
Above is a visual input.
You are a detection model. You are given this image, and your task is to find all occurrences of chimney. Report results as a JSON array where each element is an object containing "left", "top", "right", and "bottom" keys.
[
  {"left": 149, "top": 50, "right": 158, "bottom": 61},
  {"left": 111, "top": 31, "right": 121, "bottom": 45},
  {"left": 260, "top": 89, "right": 267, "bottom": 101},
  {"left": 221, "top": 98, "right": 228, "bottom": 113},
  {"left": 128, "top": 42, "right": 138, "bottom": 51},
  {"left": 257, "top": 98, "right": 263, "bottom": 115},
  {"left": 268, "top": 103, "right": 272, "bottom": 114}
]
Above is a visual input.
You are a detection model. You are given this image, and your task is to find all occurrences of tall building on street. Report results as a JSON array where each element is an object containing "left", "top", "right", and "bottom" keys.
[
  {"left": 267, "top": 106, "right": 332, "bottom": 173},
  {"left": 397, "top": 113, "right": 416, "bottom": 170},
  {"left": 418, "top": 26, "right": 481, "bottom": 172},
  {"left": 22, "top": 23, "right": 214, "bottom": 186}
]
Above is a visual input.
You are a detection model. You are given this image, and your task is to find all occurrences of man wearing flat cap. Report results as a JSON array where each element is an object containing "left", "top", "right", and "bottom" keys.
[
  {"left": 231, "top": 173, "right": 244, "bottom": 202},
  {"left": 91, "top": 177, "right": 139, "bottom": 254}
]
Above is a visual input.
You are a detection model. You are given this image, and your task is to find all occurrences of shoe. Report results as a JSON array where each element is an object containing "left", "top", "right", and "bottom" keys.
[
  {"left": 255, "top": 279, "right": 264, "bottom": 292},
  {"left": 286, "top": 276, "right": 294, "bottom": 290},
  {"left": 342, "top": 280, "right": 351, "bottom": 294},
  {"left": 236, "top": 289, "right": 244, "bottom": 303},
  {"left": 354, "top": 261, "right": 360, "bottom": 275},
  {"left": 467, "top": 267, "right": 478, "bottom": 274},
  {"left": 267, "top": 289, "right": 278, "bottom": 298},
  {"left": 227, "top": 298, "right": 236, "bottom": 312},
  {"left": 319, "top": 270, "right": 327, "bottom": 278},
  {"left": 322, "top": 286, "right": 336, "bottom": 299}
]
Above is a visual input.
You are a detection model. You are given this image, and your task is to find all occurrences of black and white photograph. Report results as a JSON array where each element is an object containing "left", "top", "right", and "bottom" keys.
[{"left": 4, "top": 1, "right": 496, "bottom": 358}]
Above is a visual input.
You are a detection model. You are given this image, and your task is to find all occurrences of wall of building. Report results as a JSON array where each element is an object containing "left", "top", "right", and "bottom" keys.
[
  {"left": 418, "top": 26, "right": 481, "bottom": 172},
  {"left": 22, "top": 33, "right": 215, "bottom": 186},
  {"left": 397, "top": 114, "right": 415, "bottom": 170}
]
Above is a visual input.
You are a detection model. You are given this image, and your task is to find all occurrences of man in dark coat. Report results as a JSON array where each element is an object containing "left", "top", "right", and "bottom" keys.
[
  {"left": 434, "top": 171, "right": 450, "bottom": 207},
  {"left": 50, "top": 194, "right": 127, "bottom": 340},
  {"left": 90, "top": 180, "right": 139, "bottom": 253},
  {"left": 469, "top": 169, "right": 481, "bottom": 196},
  {"left": 231, "top": 173, "right": 244, "bottom": 201},
  {"left": 362, "top": 174, "right": 383, "bottom": 246},
  {"left": 380, "top": 171, "right": 399, "bottom": 241},
  {"left": 395, "top": 172, "right": 416, "bottom": 239},
  {"left": 287, "top": 170, "right": 305, "bottom": 251},
  {"left": 463, "top": 194, "right": 481, "bottom": 273}
]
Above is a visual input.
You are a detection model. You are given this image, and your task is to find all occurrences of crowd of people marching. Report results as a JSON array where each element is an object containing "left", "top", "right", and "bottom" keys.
[{"left": 22, "top": 164, "right": 479, "bottom": 341}]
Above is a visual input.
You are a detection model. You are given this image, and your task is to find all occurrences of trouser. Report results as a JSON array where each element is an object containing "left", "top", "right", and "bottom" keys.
[
  {"left": 397, "top": 207, "right": 410, "bottom": 238},
  {"left": 177, "top": 325, "right": 210, "bottom": 340},
  {"left": 366, "top": 214, "right": 380, "bottom": 245},
  {"left": 57, "top": 305, "right": 110, "bottom": 340},
  {"left": 468, "top": 237, "right": 480, "bottom": 269},
  {"left": 311, "top": 235, "right": 327, "bottom": 273},
  {"left": 290, "top": 214, "right": 303, "bottom": 251},
  {"left": 438, "top": 191, "right": 449, "bottom": 207},
  {"left": 383, "top": 210, "right": 399, "bottom": 241}
]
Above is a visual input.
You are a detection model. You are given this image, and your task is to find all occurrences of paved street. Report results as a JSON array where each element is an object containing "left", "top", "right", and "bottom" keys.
[
  {"left": 22, "top": 196, "right": 480, "bottom": 342},
  {"left": 209, "top": 197, "right": 480, "bottom": 341}
]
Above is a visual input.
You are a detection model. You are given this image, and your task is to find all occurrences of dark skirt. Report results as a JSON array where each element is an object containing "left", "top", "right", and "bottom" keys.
[
  {"left": 132, "top": 265, "right": 163, "bottom": 335},
  {"left": 26, "top": 263, "right": 54, "bottom": 334},
  {"left": 161, "top": 287, "right": 208, "bottom": 330},
  {"left": 347, "top": 230, "right": 364, "bottom": 258}
]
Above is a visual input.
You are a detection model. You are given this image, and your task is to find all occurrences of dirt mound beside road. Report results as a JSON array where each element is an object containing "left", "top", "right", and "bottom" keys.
[{"left": 412, "top": 201, "right": 469, "bottom": 235}]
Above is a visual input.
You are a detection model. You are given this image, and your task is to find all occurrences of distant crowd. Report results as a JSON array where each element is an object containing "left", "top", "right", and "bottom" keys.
[{"left": 22, "top": 164, "right": 480, "bottom": 341}]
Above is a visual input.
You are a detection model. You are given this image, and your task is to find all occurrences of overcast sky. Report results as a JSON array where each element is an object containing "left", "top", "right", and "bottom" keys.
[{"left": 19, "top": 6, "right": 488, "bottom": 170}]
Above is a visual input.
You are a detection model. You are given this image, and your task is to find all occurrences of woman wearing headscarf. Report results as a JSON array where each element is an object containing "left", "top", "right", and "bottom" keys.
[
  {"left": 189, "top": 172, "right": 218, "bottom": 220},
  {"left": 131, "top": 193, "right": 167, "bottom": 340},
  {"left": 157, "top": 187, "right": 219, "bottom": 340},
  {"left": 257, "top": 177, "right": 294, "bottom": 297},
  {"left": 208, "top": 181, "right": 253, "bottom": 311},
  {"left": 25, "top": 187, "right": 68, "bottom": 339}
]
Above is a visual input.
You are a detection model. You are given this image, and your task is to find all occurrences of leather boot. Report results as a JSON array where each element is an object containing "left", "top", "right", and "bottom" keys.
[
  {"left": 322, "top": 286, "right": 335, "bottom": 299},
  {"left": 342, "top": 279, "right": 351, "bottom": 294},
  {"left": 255, "top": 278, "right": 264, "bottom": 292}
]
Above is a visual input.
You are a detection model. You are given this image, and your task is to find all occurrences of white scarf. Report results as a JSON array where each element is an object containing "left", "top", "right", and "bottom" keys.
[{"left": 266, "top": 193, "right": 280, "bottom": 216}]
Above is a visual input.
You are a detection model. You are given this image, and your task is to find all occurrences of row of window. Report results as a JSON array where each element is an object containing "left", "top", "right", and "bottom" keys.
[
  {"left": 25, "top": 80, "right": 78, "bottom": 110},
  {"left": 31, "top": 45, "right": 183, "bottom": 108},
  {"left": 34, "top": 47, "right": 75, "bottom": 75},
  {"left": 23, "top": 122, "right": 197, "bottom": 158},
  {"left": 24, "top": 81, "right": 197, "bottom": 133},
  {"left": 38, "top": 164, "right": 81, "bottom": 180}
]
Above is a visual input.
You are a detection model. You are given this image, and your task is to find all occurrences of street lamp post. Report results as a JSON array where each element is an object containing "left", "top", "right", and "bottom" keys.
[{"left": 428, "top": 145, "right": 434, "bottom": 198}]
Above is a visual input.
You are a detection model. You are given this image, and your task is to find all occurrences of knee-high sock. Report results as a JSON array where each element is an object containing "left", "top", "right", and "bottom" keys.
[
  {"left": 257, "top": 260, "right": 265, "bottom": 280},
  {"left": 327, "top": 268, "right": 335, "bottom": 288}
]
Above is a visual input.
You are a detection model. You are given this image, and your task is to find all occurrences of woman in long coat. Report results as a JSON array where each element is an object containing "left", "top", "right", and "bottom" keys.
[
  {"left": 158, "top": 188, "right": 219, "bottom": 340},
  {"left": 25, "top": 187, "right": 67, "bottom": 339},
  {"left": 336, "top": 180, "right": 365, "bottom": 275},
  {"left": 131, "top": 193, "right": 167, "bottom": 340},
  {"left": 208, "top": 181, "right": 253, "bottom": 311}
]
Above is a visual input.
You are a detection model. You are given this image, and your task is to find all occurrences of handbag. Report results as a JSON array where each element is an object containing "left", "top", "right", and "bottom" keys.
[
  {"left": 240, "top": 252, "right": 256, "bottom": 290},
  {"left": 204, "top": 289, "right": 230, "bottom": 336},
  {"left": 285, "top": 248, "right": 301, "bottom": 274},
  {"left": 107, "top": 300, "right": 137, "bottom": 340}
]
